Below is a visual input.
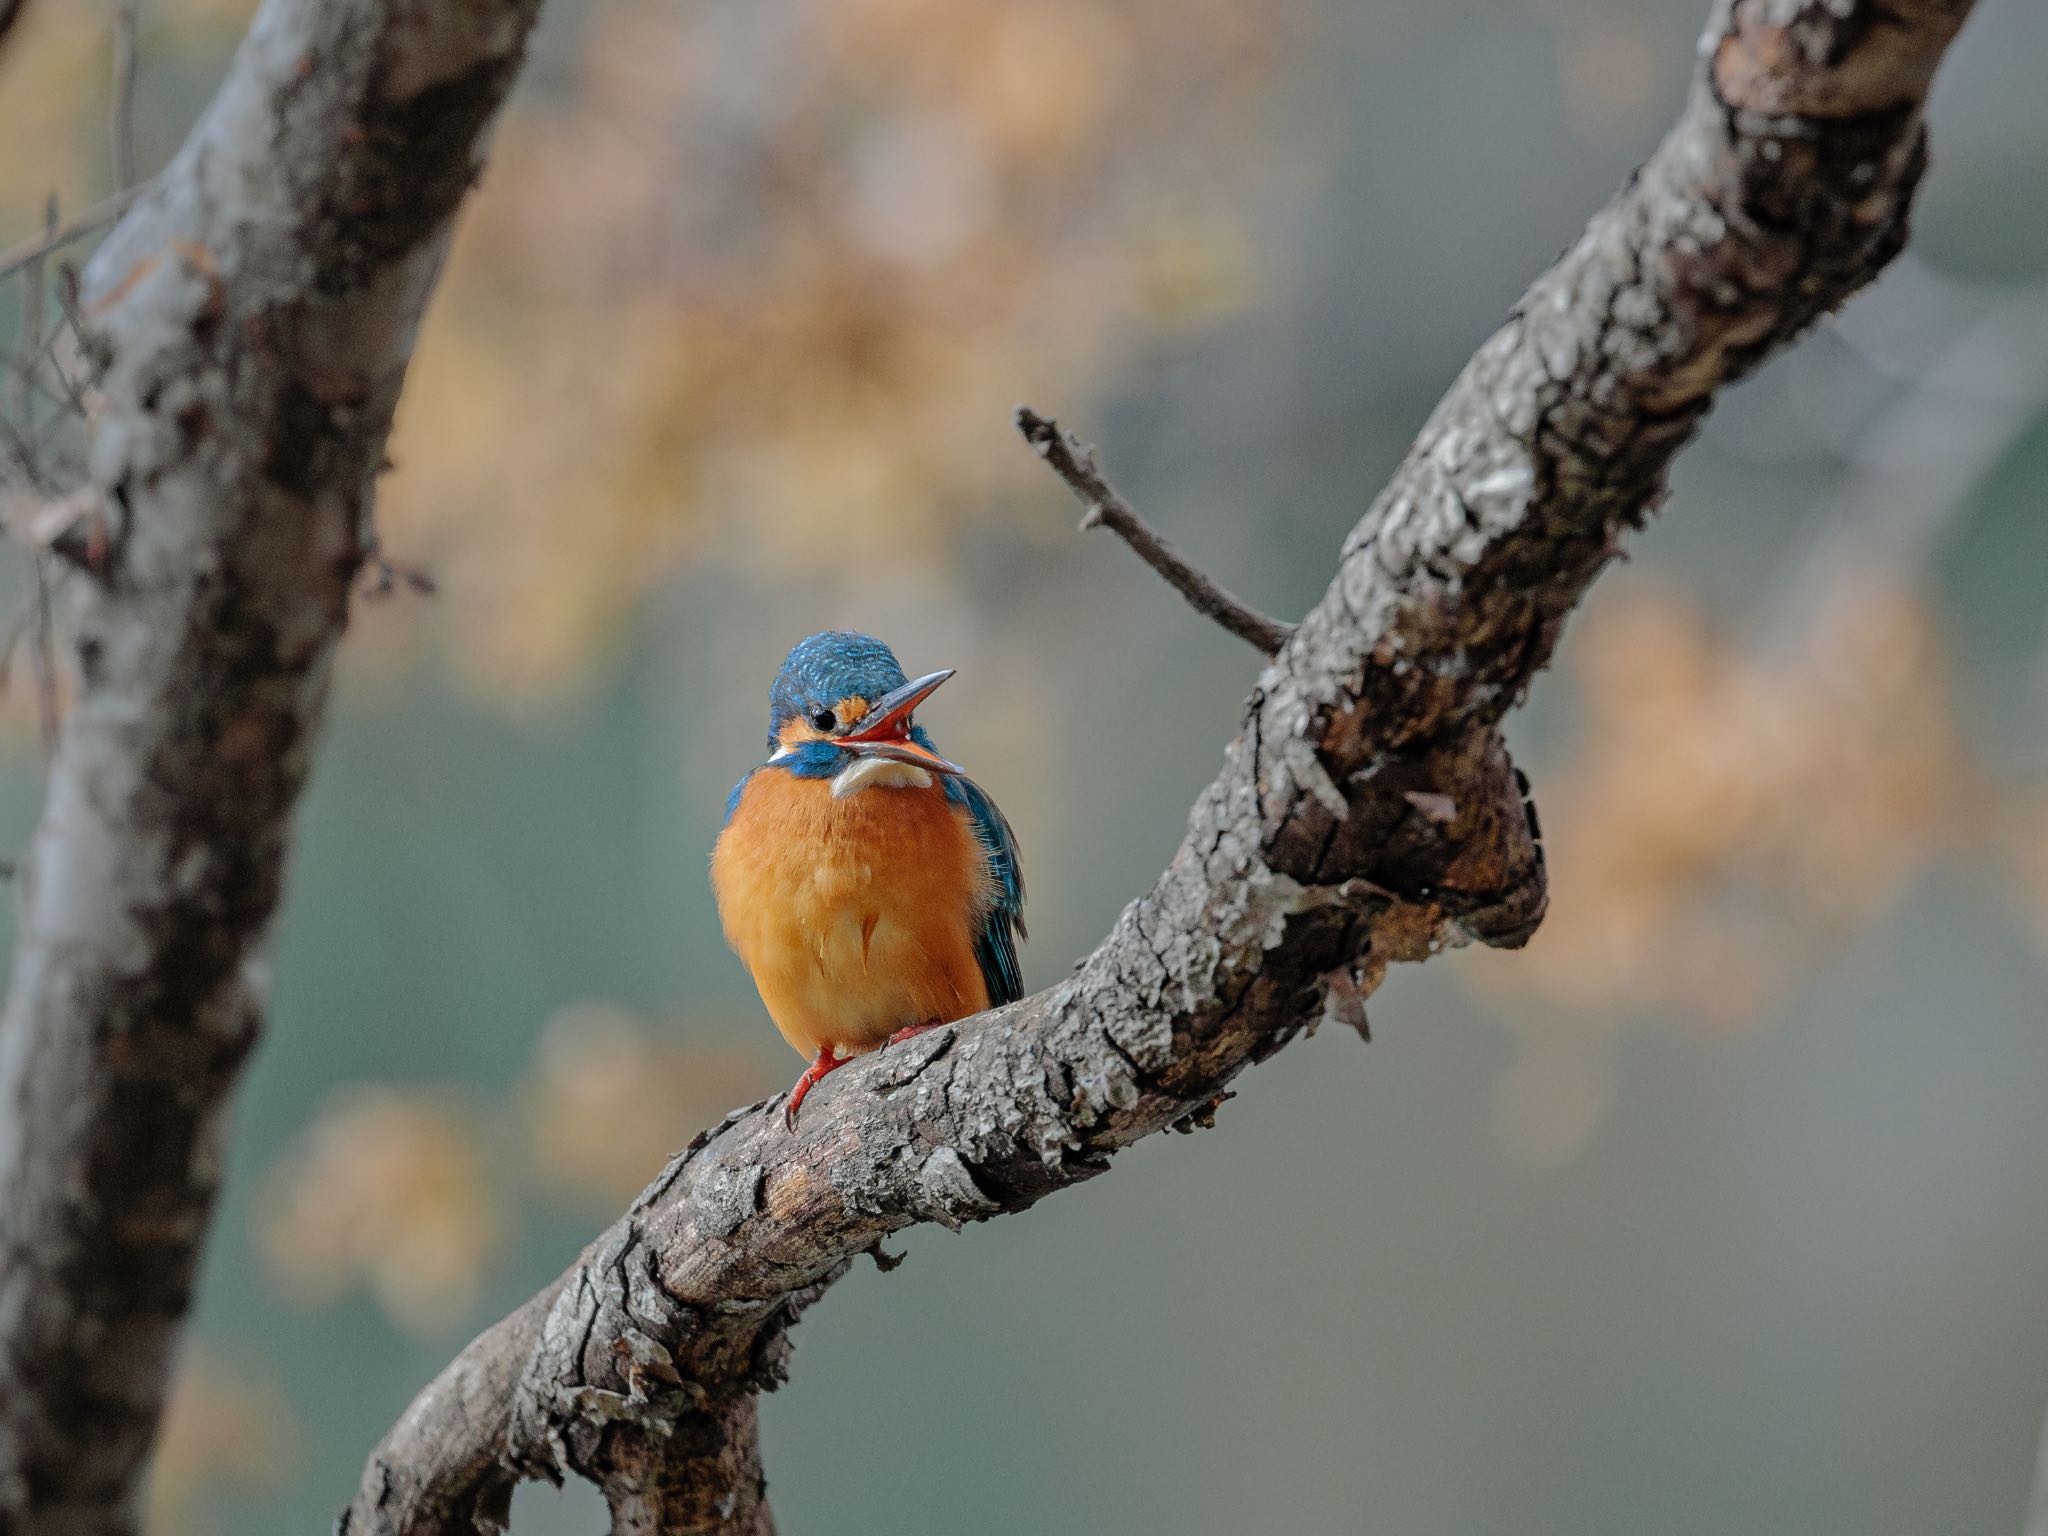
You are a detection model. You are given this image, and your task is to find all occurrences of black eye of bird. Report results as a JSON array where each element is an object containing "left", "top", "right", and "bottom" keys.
[{"left": 811, "top": 709, "right": 837, "bottom": 733}]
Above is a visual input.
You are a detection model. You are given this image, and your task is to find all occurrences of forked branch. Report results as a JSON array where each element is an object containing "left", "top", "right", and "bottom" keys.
[{"left": 344, "top": 2, "right": 1977, "bottom": 1531}]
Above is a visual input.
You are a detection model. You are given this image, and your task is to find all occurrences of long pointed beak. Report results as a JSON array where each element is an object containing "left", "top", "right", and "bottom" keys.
[{"left": 838, "top": 668, "right": 964, "bottom": 774}]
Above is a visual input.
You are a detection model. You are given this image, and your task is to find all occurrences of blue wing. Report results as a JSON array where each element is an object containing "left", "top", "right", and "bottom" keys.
[
  {"left": 944, "top": 772, "right": 1027, "bottom": 1006},
  {"left": 733, "top": 735, "right": 1025, "bottom": 1005}
]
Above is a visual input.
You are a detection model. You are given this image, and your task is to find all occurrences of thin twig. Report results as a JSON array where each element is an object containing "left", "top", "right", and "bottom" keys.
[
  {"left": 3, "top": 196, "right": 73, "bottom": 754},
  {"left": 0, "top": 361, "right": 71, "bottom": 417},
  {"left": 0, "top": 418, "right": 44, "bottom": 489},
  {"left": 2, "top": 288, "right": 92, "bottom": 413},
  {"left": 8, "top": 199, "right": 56, "bottom": 441},
  {"left": 0, "top": 184, "right": 146, "bottom": 284},
  {"left": 1014, "top": 405, "right": 1296, "bottom": 657},
  {"left": 358, "top": 550, "right": 438, "bottom": 600},
  {"left": 29, "top": 555, "right": 58, "bottom": 757},
  {"left": 0, "top": 585, "right": 35, "bottom": 692},
  {"left": 35, "top": 328, "right": 93, "bottom": 425},
  {"left": 56, "top": 261, "right": 113, "bottom": 384},
  {"left": 110, "top": 0, "right": 140, "bottom": 192}
]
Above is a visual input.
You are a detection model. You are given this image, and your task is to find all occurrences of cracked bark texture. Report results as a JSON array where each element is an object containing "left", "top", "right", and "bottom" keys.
[
  {"left": 0, "top": 1, "right": 542, "bottom": 1531},
  {"left": 346, "top": 1, "right": 1977, "bottom": 1531}
]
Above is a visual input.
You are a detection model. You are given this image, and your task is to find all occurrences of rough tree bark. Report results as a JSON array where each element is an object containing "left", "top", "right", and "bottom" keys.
[
  {"left": 0, "top": 1, "right": 543, "bottom": 1531},
  {"left": 340, "top": 1, "right": 1978, "bottom": 1532}
]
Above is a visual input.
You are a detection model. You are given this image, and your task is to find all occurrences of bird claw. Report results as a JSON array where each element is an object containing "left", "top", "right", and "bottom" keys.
[
  {"left": 783, "top": 1046, "right": 848, "bottom": 1130},
  {"left": 782, "top": 1025, "right": 948, "bottom": 1129}
]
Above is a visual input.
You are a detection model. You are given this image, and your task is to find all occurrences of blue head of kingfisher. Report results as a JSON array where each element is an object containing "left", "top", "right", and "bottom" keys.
[{"left": 710, "top": 631, "right": 1026, "bottom": 1127}]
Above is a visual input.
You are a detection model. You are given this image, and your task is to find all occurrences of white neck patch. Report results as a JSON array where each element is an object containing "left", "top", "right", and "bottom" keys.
[{"left": 830, "top": 756, "right": 933, "bottom": 799}]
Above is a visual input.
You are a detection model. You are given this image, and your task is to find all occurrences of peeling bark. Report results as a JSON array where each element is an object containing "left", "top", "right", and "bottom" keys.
[
  {"left": 345, "top": 1, "right": 1978, "bottom": 1530},
  {"left": 0, "top": 2, "right": 543, "bottom": 1531}
]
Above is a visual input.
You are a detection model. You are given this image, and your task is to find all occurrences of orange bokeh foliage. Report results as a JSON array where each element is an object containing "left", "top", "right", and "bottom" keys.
[
  {"left": 522, "top": 1002, "right": 770, "bottom": 1206},
  {"left": 2, "top": 0, "right": 1318, "bottom": 702},
  {"left": 146, "top": 1346, "right": 297, "bottom": 1536},
  {"left": 1476, "top": 562, "right": 1967, "bottom": 1033},
  {"left": 1472, "top": 559, "right": 1993, "bottom": 1164},
  {"left": 249, "top": 1005, "right": 777, "bottom": 1334},
  {"left": 372, "top": 0, "right": 1317, "bottom": 700},
  {"left": 255, "top": 1087, "right": 507, "bottom": 1336}
]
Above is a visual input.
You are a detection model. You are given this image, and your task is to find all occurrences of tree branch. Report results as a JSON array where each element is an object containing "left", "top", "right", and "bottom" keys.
[
  {"left": 338, "top": 0, "right": 1975, "bottom": 1528},
  {"left": 0, "top": 187, "right": 148, "bottom": 284},
  {"left": 1015, "top": 405, "right": 1298, "bottom": 656},
  {"left": 0, "top": 1, "right": 544, "bottom": 1530},
  {"left": 109, "top": 0, "right": 140, "bottom": 194}
]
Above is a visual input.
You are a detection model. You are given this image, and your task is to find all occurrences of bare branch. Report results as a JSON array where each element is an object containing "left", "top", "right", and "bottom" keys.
[
  {"left": 347, "top": 1, "right": 1978, "bottom": 1528},
  {"left": 109, "top": 0, "right": 140, "bottom": 193},
  {"left": 26, "top": 556, "right": 56, "bottom": 758},
  {"left": 5, "top": 198, "right": 57, "bottom": 480},
  {"left": 359, "top": 542, "right": 439, "bottom": 601},
  {"left": 0, "top": 0, "right": 545, "bottom": 1528},
  {"left": 0, "top": 186, "right": 146, "bottom": 284},
  {"left": 2, "top": 197, "right": 73, "bottom": 758},
  {"left": 1015, "top": 404, "right": 1297, "bottom": 656}
]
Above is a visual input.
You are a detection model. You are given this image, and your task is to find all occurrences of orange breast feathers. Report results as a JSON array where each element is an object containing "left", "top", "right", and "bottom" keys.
[{"left": 711, "top": 766, "right": 997, "bottom": 1062}]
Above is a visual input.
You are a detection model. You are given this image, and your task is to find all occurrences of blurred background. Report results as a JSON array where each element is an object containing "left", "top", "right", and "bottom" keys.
[{"left": 3, "top": 0, "right": 2047, "bottom": 1531}]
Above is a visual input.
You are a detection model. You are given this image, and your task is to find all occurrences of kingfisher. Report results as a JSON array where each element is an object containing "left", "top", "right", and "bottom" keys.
[{"left": 711, "top": 631, "right": 1026, "bottom": 1128}]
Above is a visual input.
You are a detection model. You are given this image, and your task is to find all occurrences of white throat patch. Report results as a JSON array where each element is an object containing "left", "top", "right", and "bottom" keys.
[{"left": 830, "top": 756, "right": 933, "bottom": 799}]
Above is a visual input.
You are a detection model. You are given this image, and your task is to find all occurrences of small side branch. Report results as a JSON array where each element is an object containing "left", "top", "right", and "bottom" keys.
[
  {"left": 1015, "top": 404, "right": 1297, "bottom": 657},
  {"left": 110, "top": 0, "right": 140, "bottom": 192},
  {"left": 0, "top": 186, "right": 147, "bottom": 283},
  {"left": 348, "top": 0, "right": 1975, "bottom": 1528}
]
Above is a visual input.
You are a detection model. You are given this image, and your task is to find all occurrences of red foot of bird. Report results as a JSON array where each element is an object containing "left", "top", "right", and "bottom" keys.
[
  {"left": 784, "top": 1024, "right": 949, "bottom": 1130},
  {"left": 784, "top": 1046, "right": 849, "bottom": 1130}
]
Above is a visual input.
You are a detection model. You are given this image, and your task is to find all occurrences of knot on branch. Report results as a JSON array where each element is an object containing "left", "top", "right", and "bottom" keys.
[
  {"left": 1264, "top": 723, "right": 1548, "bottom": 961},
  {"left": 1712, "top": 0, "right": 1966, "bottom": 120},
  {"left": 509, "top": 1224, "right": 707, "bottom": 1484}
]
